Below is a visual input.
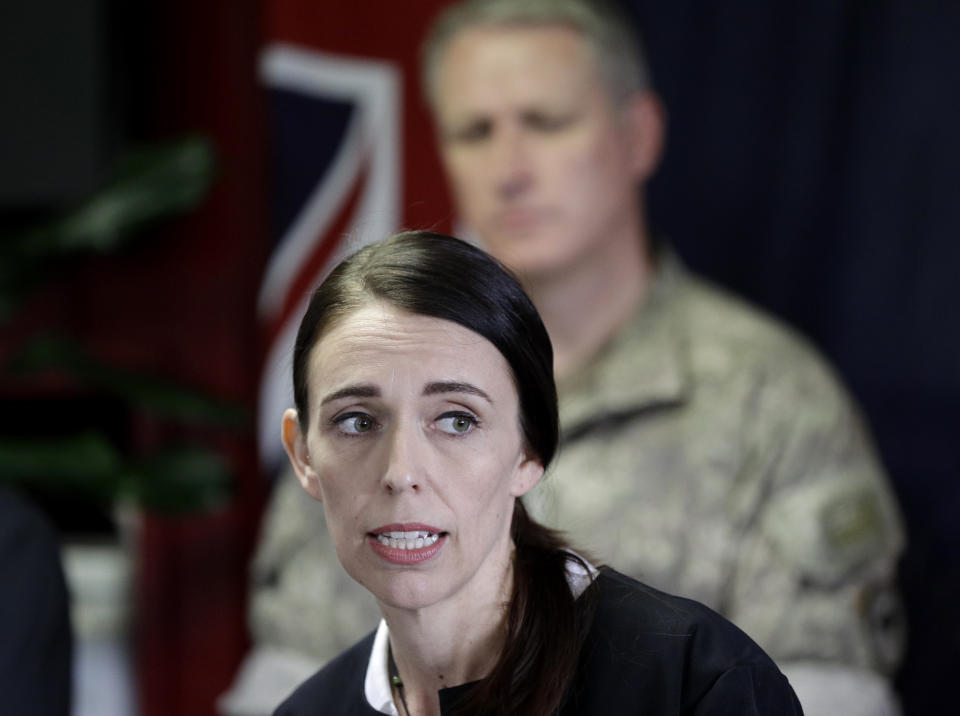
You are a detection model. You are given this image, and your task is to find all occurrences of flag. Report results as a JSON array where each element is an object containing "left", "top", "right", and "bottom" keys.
[{"left": 257, "top": 1, "right": 453, "bottom": 471}]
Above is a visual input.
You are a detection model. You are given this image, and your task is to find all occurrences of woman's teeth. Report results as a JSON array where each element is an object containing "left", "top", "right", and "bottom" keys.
[{"left": 377, "top": 530, "right": 440, "bottom": 550}]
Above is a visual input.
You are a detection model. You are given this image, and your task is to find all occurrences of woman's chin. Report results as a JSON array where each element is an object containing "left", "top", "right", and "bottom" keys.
[{"left": 371, "top": 578, "right": 445, "bottom": 613}]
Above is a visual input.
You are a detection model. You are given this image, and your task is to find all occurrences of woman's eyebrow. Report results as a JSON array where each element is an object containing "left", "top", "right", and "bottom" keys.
[
  {"left": 423, "top": 381, "right": 493, "bottom": 404},
  {"left": 320, "top": 384, "right": 379, "bottom": 405}
]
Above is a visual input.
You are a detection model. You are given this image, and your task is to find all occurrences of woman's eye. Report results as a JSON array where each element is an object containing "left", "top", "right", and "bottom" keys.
[
  {"left": 436, "top": 412, "right": 478, "bottom": 435},
  {"left": 334, "top": 413, "right": 377, "bottom": 435}
]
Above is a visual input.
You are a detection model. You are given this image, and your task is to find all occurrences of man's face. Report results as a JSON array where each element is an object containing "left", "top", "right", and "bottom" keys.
[{"left": 433, "top": 24, "right": 649, "bottom": 281}]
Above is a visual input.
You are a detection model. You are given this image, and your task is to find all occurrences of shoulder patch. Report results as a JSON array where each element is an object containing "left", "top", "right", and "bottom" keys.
[{"left": 761, "top": 481, "right": 895, "bottom": 585}]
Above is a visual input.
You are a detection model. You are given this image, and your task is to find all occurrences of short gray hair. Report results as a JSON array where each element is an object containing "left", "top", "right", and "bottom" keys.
[{"left": 421, "top": 0, "right": 652, "bottom": 108}]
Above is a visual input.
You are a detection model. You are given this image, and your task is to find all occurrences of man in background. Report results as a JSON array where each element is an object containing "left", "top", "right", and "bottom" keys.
[{"left": 240, "top": 1, "right": 905, "bottom": 713}]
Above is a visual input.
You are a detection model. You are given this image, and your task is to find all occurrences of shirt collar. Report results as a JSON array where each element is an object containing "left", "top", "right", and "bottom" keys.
[
  {"left": 557, "top": 248, "right": 693, "bottom": 434},
  {"left": 364, "top": 620, "right": 398, "bottom": 716}
]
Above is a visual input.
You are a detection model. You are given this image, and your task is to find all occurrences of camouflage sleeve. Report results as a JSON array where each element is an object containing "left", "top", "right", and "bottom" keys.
[
  {"left": 248, "top": 471, "right": 381, "bottom": 661},
  {"left": 724, "top": 356, "right": 906, "bottom": 675}
]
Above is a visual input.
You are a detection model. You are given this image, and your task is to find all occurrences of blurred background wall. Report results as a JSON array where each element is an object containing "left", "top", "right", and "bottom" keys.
[
  {"left": 1, "top": 0, "right": 956, "bottom": 714},
  {"left": 1, "top": 1, "right": 269, "bottom": 714}
]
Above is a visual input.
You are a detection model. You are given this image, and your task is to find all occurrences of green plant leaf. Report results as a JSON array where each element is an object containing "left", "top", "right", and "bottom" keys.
[
  {"left": 0, "top": 433, "right": 123, "bottom": 500},
  {"left": 18, "top": 136, "right": 216, "bottom": 258},
  {"left": 0, "top": 136, "right": 216, "bottom": 322},
  {"left": 126, "top": 445, "right": 233, "bottom": 514},
  {"left": 7, "top": 334, "right": 248, "bottom": 429},
  {"left": 0, "top": 435, "right": 234, "bottom": 515}
]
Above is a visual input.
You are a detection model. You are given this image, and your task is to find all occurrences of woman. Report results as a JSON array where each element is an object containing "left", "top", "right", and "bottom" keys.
[{"left": 276, "top": 231, "right": 802, "bottom": 715}]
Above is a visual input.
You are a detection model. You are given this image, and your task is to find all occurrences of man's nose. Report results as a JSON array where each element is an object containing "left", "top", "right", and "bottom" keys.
[
  {"left": 492, "top": 126, "right": 534, "bottom": 200},
  {"left": 379, "top": 423, "right": 422, "bottom": 495}
]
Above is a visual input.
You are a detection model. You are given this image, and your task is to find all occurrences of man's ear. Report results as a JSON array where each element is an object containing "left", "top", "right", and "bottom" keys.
[
  {"left": 281, "top": 408, "right": 323, "bottom": 502},
  {"left": 621, "top": 90, "right": 666, "bottom": 182},
  {"left": 510, "top": 450, "right": 545, "bottom": 498}
]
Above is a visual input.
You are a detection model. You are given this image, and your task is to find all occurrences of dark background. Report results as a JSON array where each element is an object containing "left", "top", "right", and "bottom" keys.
[
  {"left": 1, "top": 1, "right": 269, "bottom": 713},
  {"left": 1, "top": 0, "right": 956, "bottom": 713}
]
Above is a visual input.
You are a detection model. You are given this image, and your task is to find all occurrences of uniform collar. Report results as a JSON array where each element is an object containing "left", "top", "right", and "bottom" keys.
[{"left": 557, "top": 248, "right": 693, "bottom": 436}]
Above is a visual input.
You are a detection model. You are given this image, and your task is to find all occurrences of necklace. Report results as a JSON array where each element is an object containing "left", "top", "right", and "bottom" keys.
[{"left": 387, "top": 641, "right": 411, "bottom": 716}]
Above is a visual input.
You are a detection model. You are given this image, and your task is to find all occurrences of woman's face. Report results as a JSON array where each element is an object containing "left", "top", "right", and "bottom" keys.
[{"left": 282, "top": 301, "right": 544, "bottom": 613}]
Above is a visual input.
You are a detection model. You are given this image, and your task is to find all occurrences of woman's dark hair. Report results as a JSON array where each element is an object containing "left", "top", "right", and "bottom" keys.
[
  {"left": 292, "top": 231, "right": 557, "bottom": 464},
  {"left": 292, "top": 231, "right": 591, "bottom": 715}
]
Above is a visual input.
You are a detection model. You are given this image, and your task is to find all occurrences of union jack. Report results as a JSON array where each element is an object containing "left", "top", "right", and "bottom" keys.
[{"left": 257, "top": 1, "right": 452, "bottom": 472}]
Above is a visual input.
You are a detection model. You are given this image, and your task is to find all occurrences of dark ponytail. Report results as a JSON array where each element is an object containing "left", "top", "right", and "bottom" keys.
[
  {"left": 451, "top": 502, "right": 594, "bottom": 715},
  {"left": 293, "top": 232, "right": 594, "bottom": 713}
]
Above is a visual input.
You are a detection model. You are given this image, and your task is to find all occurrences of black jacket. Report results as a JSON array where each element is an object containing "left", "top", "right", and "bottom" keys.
[
  {"left": 0, "top": 486, "right": 72, "bottom": 716},
  {"left": 275, "top": 568, "right": 803, "bottom": 715}
]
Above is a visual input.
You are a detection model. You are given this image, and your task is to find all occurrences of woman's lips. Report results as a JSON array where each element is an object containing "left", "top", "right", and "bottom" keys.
[{"left": 369, "top": 523, "right": 447, "bottom": 564}]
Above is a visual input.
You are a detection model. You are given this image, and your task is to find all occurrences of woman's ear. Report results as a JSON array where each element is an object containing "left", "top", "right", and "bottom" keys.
[
  {"left": 281, "top": 408, "right": 323, "bottom": 502},
  {"left": 510, "top": 451, "right": 545, "bottom": 498}
]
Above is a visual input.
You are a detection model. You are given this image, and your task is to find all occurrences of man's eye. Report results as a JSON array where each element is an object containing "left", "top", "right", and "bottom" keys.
[
  {"left": 436, "top": 412, "right": 478, "bottom": 435},
  {"left": 524, "top": 111, "right": 574, "bottom": 132},
  {"left": 447, "top": 120, "right": 492, "bottom": 144},
  {"left": 335, "top": 413, "right": 377, "bottom": 435}
]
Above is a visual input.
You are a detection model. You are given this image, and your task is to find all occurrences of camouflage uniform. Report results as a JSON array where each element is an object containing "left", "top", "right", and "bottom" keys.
[{"left": 248, "top": 251, "right": 905, "bottom": 676}]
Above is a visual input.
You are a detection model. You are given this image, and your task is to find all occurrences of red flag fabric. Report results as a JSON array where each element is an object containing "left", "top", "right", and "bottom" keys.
[{"left": 257, "top": 1, "right": 454, "bottom": 471}]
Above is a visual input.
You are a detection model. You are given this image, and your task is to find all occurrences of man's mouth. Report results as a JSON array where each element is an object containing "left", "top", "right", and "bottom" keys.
[{"left": 497, "top": 207, "right": 547, "bottom": 233}]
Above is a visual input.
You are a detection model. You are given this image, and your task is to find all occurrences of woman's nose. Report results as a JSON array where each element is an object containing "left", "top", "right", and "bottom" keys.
[{"left": 380, "top": 424, "right": 421, "bottom": 494}]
